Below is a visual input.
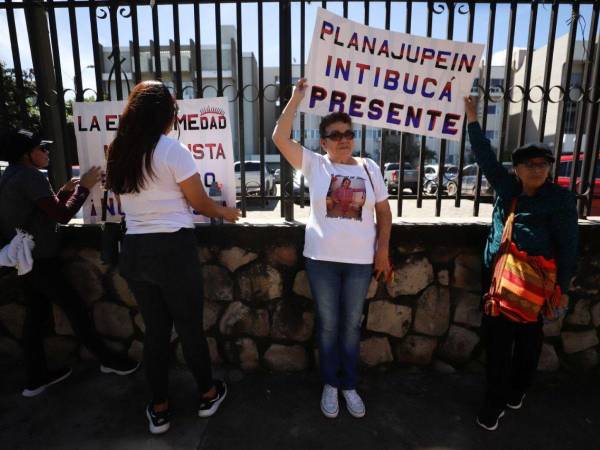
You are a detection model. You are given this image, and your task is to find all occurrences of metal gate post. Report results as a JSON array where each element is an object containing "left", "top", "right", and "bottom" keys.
[
  {"left": 24, "top": 0, "right": 68, "bottom": 189},
  {"left": 279, "top": 0, "right": 294, "bottom": 221}
]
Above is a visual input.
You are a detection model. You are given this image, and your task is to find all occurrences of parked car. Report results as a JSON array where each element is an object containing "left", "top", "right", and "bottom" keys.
[
  {"left": 0, "top": 161, "right": 8, "bottom": 177},
  {"left": 557, "top": 153, "right": 600, "bottom": 216},
  {"left": 422, "top": 164, "right": 458, "bottom": 195},
  {"left": 273, "top": 168, "right": 281, "bottom": 184},
  {"left": 383, "top": 162, "right": 418, "bottom": 194},
  {"left": 446, "top": 164, "right": 493, "bottom": 197},
  {"left": 234, "top": 161, "right": 276, "bottom": 196}
]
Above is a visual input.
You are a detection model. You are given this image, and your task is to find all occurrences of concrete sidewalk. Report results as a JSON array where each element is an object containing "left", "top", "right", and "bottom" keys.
[{"left": 1, "top": 361, "right": 598, "bottom": 450}]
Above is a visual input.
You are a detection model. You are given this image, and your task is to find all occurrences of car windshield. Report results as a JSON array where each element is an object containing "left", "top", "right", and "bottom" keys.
[{"left": 235, "top": 162, "right": 262, "bottom": 172}]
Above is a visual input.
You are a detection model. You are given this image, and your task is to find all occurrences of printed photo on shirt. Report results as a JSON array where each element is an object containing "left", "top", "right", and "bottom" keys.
[{"left": 325, "top": 175, "right": 366, "bottom": 221}]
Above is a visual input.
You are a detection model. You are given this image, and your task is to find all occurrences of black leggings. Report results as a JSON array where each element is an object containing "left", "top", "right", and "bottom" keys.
[
  {"left": 481, "top": 266, "right": 544, "bottom": 409},
  {"left": 22, "top": 258, "right": 114, "bottom": 385},
  {"left": 119, "top": 228, "right": 213, "bottom": 404}
]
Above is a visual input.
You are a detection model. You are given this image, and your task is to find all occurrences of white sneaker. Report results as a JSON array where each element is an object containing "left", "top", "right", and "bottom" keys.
[
  {"left": 342, "top": 389, "right": 366, "bottom": 418},
  {"left": 320, "top": 384, "right": 339, "bottom": 418}
]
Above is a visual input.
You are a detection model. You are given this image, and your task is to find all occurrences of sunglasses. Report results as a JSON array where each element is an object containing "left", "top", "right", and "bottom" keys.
[{"left": 323, "top": 130, "right": 355, "bottom": 142}]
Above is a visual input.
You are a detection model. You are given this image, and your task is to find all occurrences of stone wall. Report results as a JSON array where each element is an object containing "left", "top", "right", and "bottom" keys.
[{"left": 1, "top": 223, "right": 599, "bottom": 373}]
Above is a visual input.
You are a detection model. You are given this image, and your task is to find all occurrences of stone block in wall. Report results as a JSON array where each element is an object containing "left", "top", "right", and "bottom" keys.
[
  {"left": 202, "top": 265, "right": 234, "bottom": 302},
  {"left": 568, "top": 348, "right": 599, "bottom": 370},
  {"left": 267, "top": 245, "right": 298, "bottom": 268},
  {"left": 76, "top": 248, "right": 109, "bottom": 275},
  {"left": 263, "top": 344, "right": 307, "bottom": 371},
  {"left": 271, "top": 301, "right": 314, "bottom": 342},
  {"left": 128, "top": 340, "right": 144, "bottom": 362},
  {"left": 197, "top": 247, "right": 213, "bottom": 264},
  {"left": 219, "top": 302, "right": 269, "bottom": 337},
  {"left": 561, "top": 330, "right": 599, "bottom": 354},
  {"left": 592, "top": 301, "right": 600, "bottom": 328},
  {"left": 93, "top": 302, "right": 134, "bottom": 340},
  {"left": 432, "top": 359, "right": 457, "bottom": 374},
  {"left": 53, "top": 305, "right": 74, "bottom": 336},
  {"left": 238, "top": 264, "right": 283, "bottom": 302},
  {"left": 437, "top": 270, "right": 449, "bottom": 287},
  {"left": 366, "top": 301, "right": 412, "bottom": 338},
  {"left": 111, "top": 273, "right": 137, "bottom": 307},
  {"left": 219, "top": 247, "right": 258, "bottom": 272},
  {"left": 453, "top": 291, "right": 483, "bottom": 328},
  {"left": 44, "top": 336, "right": 78, "bottom": 369},
  {"left": 413, "top": 286, "right": 450, "bottom": 337},
  {"left": 0, "top": 336, "right": 22, "bottom": 360},
  {"left": 360, "top": 337, "right": 393, "bottom": 367},
  {"left": 224, "top": 338, "right": 258, "bottom": 371},
  {"left": 134, "top": 313, "right": 145, "bottom": 333},
  {"left": 438, "top": 325, "right": 479, "bottom": 364},
  {"left": 293, "top": 270, "right": 312, "bottom": 300},
  {"left": 565, "top": 299, "right": 592, "bottom": 326},
  {"left": 63, "top": 261, "right": 104, "bottom": 305},
  {"left": 366, "top": 277, "right": 378, "bottom": 300},
  {"left": 206, "top": 337, "right": 223, "bottom": 367},
  {"left": 537, "top": 343, "right": 559, "bottom": 372},
  {"left": 393, "top": 335, "right": 437, "bottom": 365},
  {"left": 386, "top": 256, "right": 434, "bottom": 297},
  {"left": 429, "top": 246, "right": 461, "bottom": 264},
  {"left": 543, "top": 315, "right": 565, "bottom": 337},
  {"left": 452, "top": 253, "right": 482, "bottom": 292},
  {"left": 397, "top": 242, "right": 426, "bottom": 254},
  {"left": 203, "top": 301, "right": 223, "bottom": 332},
  {"left": 0, "top": 303, "right": 26, "bottom": 339}
]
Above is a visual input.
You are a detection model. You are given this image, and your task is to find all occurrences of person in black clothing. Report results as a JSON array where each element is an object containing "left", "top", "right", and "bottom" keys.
[
  {"left": 464, "top": 97, "right": 578, "bottom": 431},
  {"left": 0, "top": 129, "right": 139, "bottom": 398}
]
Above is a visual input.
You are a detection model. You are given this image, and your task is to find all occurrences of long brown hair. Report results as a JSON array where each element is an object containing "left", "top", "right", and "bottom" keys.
[{"left": 105, "top": 81, "right": 176, "bottom": 194}]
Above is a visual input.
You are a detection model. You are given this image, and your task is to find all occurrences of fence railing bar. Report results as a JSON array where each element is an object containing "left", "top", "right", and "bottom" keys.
[
  {"left": 193, "top": 1, "right": 203, "bottom": 97},
  {"left": 517, "top": 0, "right": 538, "bottom": 147},
  {"left": 455, "top": 1, "right": 475, "bottom": 208},
  {"left": 215, "top": 0, "right": 223, "bottom": 96},
  {"left": 299, "top": 0, "right": 308, "bottom": 209},
  {"left": 130, "top": 1, "right": 141, "bottom": 84},
  {"left": 67, "top": 0, "right": 83, "bottom": 102},
  {"left": 151, "top": 3, "right": 161, "bottom": 79},
  {"left": 279, "top": 0, "right": 293, "bottom": 221},
  {"left": 416, "top": 1, "right": 433, "bottom": 209},
  {"left": 258, "top": 0, "right": 268, "bottom": 210},
  {"left": 172, "top": 4, "right": 183, "bottom": 99},
  {"left": 88, "top": 1, "right": 104, "bottom": 100},
  {"left": 554, "top": 2, "right": 579, "bottom": 182},
  {"left": 434, "top": 2, "right": 455, "bottom": 217},
  {"left": 497, "top": 0, "right": 516, "bottom": 162},
  {"left": 572, "top": 2, "right": 599, "bottom": 214},
  {"left": 5, "top": 0, "right": 28, "bottom": 125},
  {"left": 538, "top": 0, "right": 559, "bottom": 141},
  {"left": 236, "top": 1, "right": 247, "bottom": 216},
  {"left": 473, "top": 1, "right": 496, "bottom": 216},
  {"left": 108, "top": 4, "right": 123, "bottom": 100}
]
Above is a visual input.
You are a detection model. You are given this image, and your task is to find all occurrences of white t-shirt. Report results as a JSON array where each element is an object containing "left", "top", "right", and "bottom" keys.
[
  {"left": 301, "top": 147, "right": 388, "bottom": 264},
  {"left": 120, "top": 135, "right": 198, "bottom": 234}
]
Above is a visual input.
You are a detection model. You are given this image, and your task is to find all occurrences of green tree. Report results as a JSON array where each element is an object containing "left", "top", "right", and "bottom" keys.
[{"left": 0, "top": 60, "right": 40, "bottom": 133}]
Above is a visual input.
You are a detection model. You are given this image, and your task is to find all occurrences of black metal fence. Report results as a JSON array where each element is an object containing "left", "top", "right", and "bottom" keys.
[{"left": 1, "top": 1, "right": 599, "bottom": 220}]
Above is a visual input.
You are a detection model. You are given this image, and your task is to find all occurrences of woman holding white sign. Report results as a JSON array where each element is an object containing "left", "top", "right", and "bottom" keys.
[
  {"left": 105, "top": 81, "right": 240, "bottom": 434},
  {"left": 273, "top": 78, "right": 392, "bottom": 419}
]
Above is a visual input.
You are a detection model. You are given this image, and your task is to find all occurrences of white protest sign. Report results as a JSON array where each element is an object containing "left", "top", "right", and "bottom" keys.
[
  {"left": 73, "top": 97, "right": 235, "bottom": 224},
  {"left": 300, "top": 8, "right": 484, "bottom": 141}
]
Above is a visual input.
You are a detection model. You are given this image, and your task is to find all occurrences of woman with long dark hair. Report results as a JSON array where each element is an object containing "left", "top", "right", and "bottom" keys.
[{"left": 106, "top": 81, "right": 240, "bottom": 434}]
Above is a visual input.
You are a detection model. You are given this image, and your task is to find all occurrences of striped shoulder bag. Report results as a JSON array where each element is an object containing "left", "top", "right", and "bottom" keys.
[{"left": 484, "top": 198, "right": 564, "bottom": 323}]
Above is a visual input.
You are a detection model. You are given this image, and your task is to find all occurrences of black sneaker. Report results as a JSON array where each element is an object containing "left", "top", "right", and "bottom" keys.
[
  {"left": 22, "top": 367, "right": 72, "bottom": 398},
  {"left": 146, "top": 404, "right": 170, "bottom": 434},
  {"left": 476, "top": 406, "right": 505, "bottom": 431},
  {"left": 198, "top": 380, "right": 227, "bottom": 418},
  {"left": 507, "top": 392, "right": 526, "bottom": 410},
  {"left": 101, "top": 358, "right": 141, "bottom": 376}
]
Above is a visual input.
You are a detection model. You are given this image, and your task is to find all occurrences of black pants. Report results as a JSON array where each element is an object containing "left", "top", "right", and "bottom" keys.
[
  {"left": 119, "top": 228, "right": 213, "bottom": 404},
  {"left": 22, "top": 258, "right": 113, "bottom": 385},
  {"left": 481, "top": 267, "right": 544, "bottom": 410}
]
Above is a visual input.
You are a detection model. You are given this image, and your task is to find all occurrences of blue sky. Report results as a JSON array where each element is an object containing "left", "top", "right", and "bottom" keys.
[{"left": 0, "top": 1, "right": 597, "bottom": 99}]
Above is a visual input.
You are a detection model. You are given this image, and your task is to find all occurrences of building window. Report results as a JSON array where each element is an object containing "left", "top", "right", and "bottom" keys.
[
  {"left": 490, "top": 78, "right": 503, "bottom": 88},
  {"left": 486, "top": 105, "right": 497, "bottom": 114}
]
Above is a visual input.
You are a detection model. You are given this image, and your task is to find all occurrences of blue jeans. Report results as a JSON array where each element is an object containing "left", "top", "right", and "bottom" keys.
[{"left": 305, "top": 258, "right": 373, "bottom": 390}]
